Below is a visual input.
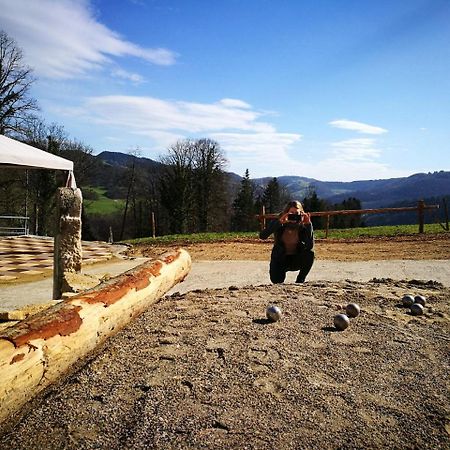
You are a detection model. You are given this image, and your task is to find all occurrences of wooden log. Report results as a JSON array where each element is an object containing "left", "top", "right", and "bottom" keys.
[{"left": 0, "top": 248, "right": 191, "bottom": 426}]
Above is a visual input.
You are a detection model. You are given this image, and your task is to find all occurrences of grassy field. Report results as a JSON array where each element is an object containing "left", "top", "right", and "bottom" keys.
[
  {"left": 83, "top": 187, "right": 124, "bottom": 215},
  {"left": 126, "top": 223, "right": 447, "bottom": 246}
]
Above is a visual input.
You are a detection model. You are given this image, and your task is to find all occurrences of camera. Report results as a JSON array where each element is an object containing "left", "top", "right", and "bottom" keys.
[{"left": 287, "top": 213, "right": 303, "bottom": 222}]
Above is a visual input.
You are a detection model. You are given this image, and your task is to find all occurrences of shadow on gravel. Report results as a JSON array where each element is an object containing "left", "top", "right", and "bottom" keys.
[
  {"left": 252, "top": 318, "right": 272, "bottom": 325},
  {"left": 322, "top": 326, "right": 339, "bottom": 332}
]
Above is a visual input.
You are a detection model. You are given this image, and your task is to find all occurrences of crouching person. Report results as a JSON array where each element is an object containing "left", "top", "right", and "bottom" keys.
[{"left": 260, "top": 200, "right": 315, "bottom": 284}]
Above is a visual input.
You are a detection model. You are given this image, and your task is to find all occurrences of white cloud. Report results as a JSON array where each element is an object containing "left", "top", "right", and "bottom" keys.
[
  {"left": 331, "top": 138, "right": 382, "bottom": 161},
  {"left": 52, "top": 92, "right": 406, "bottom": 181},
  {"left": 0, "top": 0, "right": 177, "bottom": 79},
  {"left": 304, "top": 137, "right": 410, "bottom": 181},
  {"left": 218, "top": 98, "right": 252, "bottom": 109},
  {"left": 209, "top": 132, "right": 303, "bottom": 177},
  {"left": 57, "top": 94, "right": 304, "bottom": 175},
  {"left": 111, "top": 68, "right": 145, "bottom": 84},
  {"left": 134, "top": 130, "right": 186, "bottom": 150},
  {"left": 329, "top": 119, "right": 388, "bottom": 135},
  {"left": 82, "top": 95, "right": 275, "bottom": 133}
]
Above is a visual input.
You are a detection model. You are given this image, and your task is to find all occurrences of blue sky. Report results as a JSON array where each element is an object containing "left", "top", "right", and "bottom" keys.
[{"left": 1, "top": 0, "right": 449, "bottom": 181}]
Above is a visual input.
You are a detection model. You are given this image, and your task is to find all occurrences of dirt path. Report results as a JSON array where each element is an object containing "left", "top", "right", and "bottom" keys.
[
  {"left": 131, "top": 233, "right": 450, "bottom": 262},
  {"left": 167, "top": 259, "right": 450, "bottom": 296}
]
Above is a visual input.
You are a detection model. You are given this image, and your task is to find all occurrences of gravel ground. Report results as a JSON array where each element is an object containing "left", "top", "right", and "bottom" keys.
[{"left": 1, "top": 279, "right": 449, "bottom": 449}]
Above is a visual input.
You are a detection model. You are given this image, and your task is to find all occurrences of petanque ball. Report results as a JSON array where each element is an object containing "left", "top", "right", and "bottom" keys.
[
  {"left": 345, "top": 303, "right": 360, "bottom": 318},
  {"left": 334, "top": 314, "right": 350, "bottom": 331},
  {"left": 414, "top": 295, "right": 426, "bottom": 306},
  {"left": 402, "top": 294, "right": 415, "bottom": 307},
  {"left": 410, "top": 303, "right": 424, "bottom": 316},
  {"left": 266, "top": 305, "right": 282, "bottom": 322}
]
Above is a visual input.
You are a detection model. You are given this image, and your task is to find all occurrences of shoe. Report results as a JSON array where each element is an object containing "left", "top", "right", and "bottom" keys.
[{"left": 295, "top": 276, "right": 305, "bottom": 283}]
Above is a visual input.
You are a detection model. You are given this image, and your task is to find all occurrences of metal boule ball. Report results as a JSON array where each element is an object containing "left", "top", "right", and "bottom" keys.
[
  {"left": 266, "top": 305, "right": 282, "bottom": 322},
  {"left": 410, "top": 303, "right": 424, "bottom": 316},
  {"left": 414, "top": 295, "right": 426, "bottom": 306},
  {"left": 402, "top": 294, "right": 415, "bottom": 307},
  {"left": 334, "top": 314, "right": 350, "bottom": 331},
  {"left": 345, "top": 303, "right": 360, "bottom": 318}
]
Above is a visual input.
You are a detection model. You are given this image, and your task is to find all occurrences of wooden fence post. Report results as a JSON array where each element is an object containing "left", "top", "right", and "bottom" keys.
[
  {"left": 325, "top": 214, "right": 330, "bottom": 239},
  {"left": 151, "top": 211, "right": 156, "bottom": 238},
  {"left": 261, "top": 205, "right": 266, "bottom": 231},
  {"left": 443, "top": 198, "right": 449, "bottom": 231},
  {"left": 418, "top": 200, "right": 425, "bottom": 233}
]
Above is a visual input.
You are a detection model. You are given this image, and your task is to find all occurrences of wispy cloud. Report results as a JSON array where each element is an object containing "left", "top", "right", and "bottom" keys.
[
  {"left": 0, "top": 0, "right": 177, "bottom": 79},
  {"left": 303, "top": 136, "right": 407, "bottom": 181},
  {"left": 55, "top": 94, "right": 303, "bottom": 175},
  {"left": 329, "top": 119, "right": 388, "bottom": 135},
  {"left": 210, "top": 132, "right": 302, "bottom": 175},
  {"left": 81, "top": 95, "right": 275, "bottom": 134},
  {"left": 111, "top": 68, "right": 145, "bottom": 84},
  {"left": 331, "top": 138, "right": 382, "bottom": 161}
]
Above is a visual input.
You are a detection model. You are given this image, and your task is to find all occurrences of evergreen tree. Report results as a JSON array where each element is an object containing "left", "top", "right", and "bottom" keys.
[
  {"left": 231, "top": 169, "right": 257, "bottom": 231},
  {"left": 331, "top": 197, "right": 362, "bottom": 228},
  {"left": 262, "top": 178, "right": 281, "bottom": 213},
  {"left": 302, "top": 187, "right": 328, "bottom": 229}
]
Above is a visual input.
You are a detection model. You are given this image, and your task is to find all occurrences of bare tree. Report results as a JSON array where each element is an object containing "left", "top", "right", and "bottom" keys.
[
  {"left": 159, "top": 138, "right": 229, "bottom": 234},
  {"left": 159, "top": 140, "right": 196, "bottom": 234},
  {"left": 0, "top": 30, "right": 38, "bottom": 134},
  {"left": 192, "top": 138, "right": 228, "bottom": 232}
]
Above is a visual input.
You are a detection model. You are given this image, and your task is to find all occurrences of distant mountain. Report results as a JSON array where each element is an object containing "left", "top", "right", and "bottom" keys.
[
  {"left": 97, "top": 151, "right": 164, "bottom": 170},
  {"left": 254, "top": 171, "right": 450, "bottom": 209}
]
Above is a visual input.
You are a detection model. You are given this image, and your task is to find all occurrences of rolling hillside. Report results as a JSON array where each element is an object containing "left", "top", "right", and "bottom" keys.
[
  {"left": 253, "top": 172, "right": 450, "bottom": 208},
  {"left": 88, "top": 151, "right": 449, "bottom": 225}
]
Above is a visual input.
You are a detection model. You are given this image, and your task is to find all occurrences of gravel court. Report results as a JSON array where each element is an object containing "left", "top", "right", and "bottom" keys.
[{"left": 1, "top": 280, "right": 449, "bottom": 449}]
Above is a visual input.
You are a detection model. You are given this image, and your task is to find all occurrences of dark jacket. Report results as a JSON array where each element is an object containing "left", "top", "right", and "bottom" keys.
[{"left": 259, "top": 219, "right": 314, "bottom": 260}]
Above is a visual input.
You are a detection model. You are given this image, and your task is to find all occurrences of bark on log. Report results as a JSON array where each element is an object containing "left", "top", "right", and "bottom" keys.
[{"left": 0, "top": 248, "right": 191, "bottom": 426}]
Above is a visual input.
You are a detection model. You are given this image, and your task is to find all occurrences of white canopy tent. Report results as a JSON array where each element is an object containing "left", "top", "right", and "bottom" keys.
[
  {"left": 0, "top": 134, "right": 78, "bottom": 236},
  {"left": 0, "top": 134, "right": 82, "bottom": 298},
  {"left": 0, "top": 134, "right": 73, "bottom": 170}
]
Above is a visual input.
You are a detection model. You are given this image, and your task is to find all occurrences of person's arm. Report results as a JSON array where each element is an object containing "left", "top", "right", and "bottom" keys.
[
  {"left": 301, "top": 213, "right": 314, "bottom": 250},
  {"left": 259, "top": 217, "right": 282, "bottom": 239}
]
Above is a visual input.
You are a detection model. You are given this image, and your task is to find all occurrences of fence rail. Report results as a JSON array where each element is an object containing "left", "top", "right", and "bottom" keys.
[
  {"left": 0, "top": 215, "right": 29, "bottom": 236},
  {"left": 256, "top": 201, "right": 440, "bottom": 237}
]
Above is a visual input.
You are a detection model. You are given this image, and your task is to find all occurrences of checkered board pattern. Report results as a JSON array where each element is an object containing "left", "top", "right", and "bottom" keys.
[{"left": 0, "top": 236, "right": 118, "bottom": 281}]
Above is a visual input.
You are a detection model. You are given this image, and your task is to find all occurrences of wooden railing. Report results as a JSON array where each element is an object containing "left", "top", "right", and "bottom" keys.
[{"left": 256, "top": 200, "right": 440, "bottom": 237}]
